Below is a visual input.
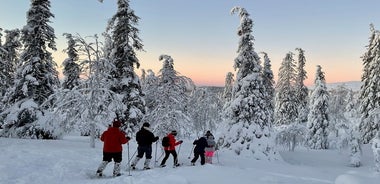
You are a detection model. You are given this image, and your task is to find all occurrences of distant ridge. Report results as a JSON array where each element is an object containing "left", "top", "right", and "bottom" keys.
[{"left": 308, "top": 81, "right": 361, "bottom": 91}]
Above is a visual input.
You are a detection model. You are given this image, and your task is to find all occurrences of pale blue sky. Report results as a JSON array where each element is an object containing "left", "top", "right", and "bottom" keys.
[{"left": 1, "top": 0, "right": 380, "bottom": 86}]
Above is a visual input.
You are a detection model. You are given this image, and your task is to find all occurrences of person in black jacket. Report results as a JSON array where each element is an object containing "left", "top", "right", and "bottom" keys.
[
  {"left": 190, "top": 136, "right": 208, "bottom": 165},
  {"left": 130, "top": 122, "right": 159, "bottom": 170}
]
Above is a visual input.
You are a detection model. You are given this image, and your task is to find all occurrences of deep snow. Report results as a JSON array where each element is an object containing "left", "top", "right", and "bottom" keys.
[{"left": 0, "top": 135, "right": 379, "bottom": 184}]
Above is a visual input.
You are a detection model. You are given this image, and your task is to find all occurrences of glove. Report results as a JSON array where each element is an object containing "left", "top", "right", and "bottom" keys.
[
  {"left": 126, "top": 136, "right": 131, "bottom": 140},
  {"left": 179, "top": 140, "right": 183, "bottom": 144},
  {"left": 154, "top": 136, "right": 159, "bottom": 142}
]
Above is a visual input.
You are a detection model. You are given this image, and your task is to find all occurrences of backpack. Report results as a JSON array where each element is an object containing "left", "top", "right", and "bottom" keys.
[{"left": 162, "top": 136, "right": 170, "bottom": 147}]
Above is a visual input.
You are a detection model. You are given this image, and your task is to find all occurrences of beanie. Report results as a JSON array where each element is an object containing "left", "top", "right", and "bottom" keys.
[
  {"left": 143, "top": 122, "right": 150, "bottom": 127},
  {"left": 113, "top": 119, "right": 122, "bottom": 128},
  {"left": 171, "top": 130, "right": 177, "bottom": 135}
]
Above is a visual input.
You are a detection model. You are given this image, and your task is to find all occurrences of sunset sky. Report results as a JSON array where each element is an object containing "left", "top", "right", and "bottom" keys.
[{"left": 1, "top": 0, "right": 380, "bottom": 86}]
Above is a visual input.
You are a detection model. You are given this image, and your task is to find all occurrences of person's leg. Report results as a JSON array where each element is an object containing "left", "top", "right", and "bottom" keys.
[
  {"left": 113, "top": 152, "right": 123, "bottom": 176},
  {"left": 191, "top": 152, "right": 200, "bottom": 165},
  {"left": 160, "top": 150, "right": 170, "bottom": 166},
  {"left": 144, "top": 146, "right": 153, "bottom": 169},
  {"left": 171, "top": 150, "right": 179, "bottom": 166},
  {"left": 96, "top": 152, "right": 112, "bottom": 176},
  {"left": 200, "top": 152, "right": 206, "bottom": 165},
  {"left": 131, "top": 146, "right": 144, "bottom": 169}
]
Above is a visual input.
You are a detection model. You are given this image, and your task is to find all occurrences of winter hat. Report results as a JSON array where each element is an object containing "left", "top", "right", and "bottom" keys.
[
  {"left": 171, "top": 130, "right": 177, "bottom": 136},
  {"left": 113, "top": 119, "right": 122, "bottom": 128},
  {"left": 143, "top": 122, "right": 150, "bottom": 128}
]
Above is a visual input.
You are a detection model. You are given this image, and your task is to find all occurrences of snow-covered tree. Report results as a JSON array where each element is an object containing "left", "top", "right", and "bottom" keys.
[
  {"left": 62, "top": 33, "right": 81, "bottom": 90},
  {"left": 275, "top": 124, "right": 306, "bottom": 151},
  {"left": 223, "top": 72, "right": 234, "bottom": 103},
  {"left": 295, "top": 48, "right": 309, "bottom": 124},
  {"left": 143, "top": 55, "right": 193, "bottom": 137},
  {"left": 275, "top": 52, "right": 297, "bottom": 125},
  {"left": 43, "top": 34, "right": 125, "bottom": 146},
  {"left": 306, "top": 65, "right": 329, "bottom": 149},
  {"left": 373, "top": 131, "right": 380, "bottom": 172},
  {"left": 221, "top": 7, "right": 277, "bottom": 160},
  {"left": 1, "top": 0, "right": 60, "bottom": 139},
  {"left": 349, "top": 128, "right": 362, "bottom": 167},
  {"left": 359, "top": 24, "right": 380, "bottom": 144},
  {"left": 188, "top": 87, "right": 223, "bottom": 136},
  {"left": 107, "top": 0, "right": 145, "bottom": 133},
  {"left": 261, "top": 52, "right": 275, "bottom": 127}
]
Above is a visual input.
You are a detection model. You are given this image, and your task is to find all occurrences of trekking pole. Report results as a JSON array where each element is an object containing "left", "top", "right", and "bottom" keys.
[
  {"left": 127, "top": 143, "right": 132, "bottom": 176},
  {"left": 188, "top": 145, "right": 195, "bottom": 159},
  {"left": 216, "top": 150, "right": 220, "bottom": 164},
  {"left": 154, "top": 141, "right": 158, "bottom": 167}
]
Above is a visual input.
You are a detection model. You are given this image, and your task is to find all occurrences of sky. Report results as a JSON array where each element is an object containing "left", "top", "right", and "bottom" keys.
[{"left": 1, "top": 0, "right": 380, "bottom": 86}]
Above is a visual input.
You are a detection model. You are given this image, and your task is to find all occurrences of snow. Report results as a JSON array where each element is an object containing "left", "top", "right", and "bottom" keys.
[{"left": 1, "top": 135, "right": 379, "bottom": 184}]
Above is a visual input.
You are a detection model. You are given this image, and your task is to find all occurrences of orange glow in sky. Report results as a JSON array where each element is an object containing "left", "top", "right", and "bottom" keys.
[{"left": 2, "top": 0, "right": 377, "bottom": 87}]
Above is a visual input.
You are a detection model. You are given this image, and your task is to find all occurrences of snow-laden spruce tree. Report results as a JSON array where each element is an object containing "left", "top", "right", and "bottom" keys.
[
  {"left": 221, "top": 7, "right": 277, "bottom": 160},
  {"left": 274, "top": 52, "right": 298, "bottom": 125},
  {"left": 359, "top": 24, "right": 380, "bottom": 144},
  {"left": 1, "top": 0, "right": 60, "bottom": 139},
  {"left": 188, "top": 87, "right": 223, "bottom": 136},
  {"left": 143, "top": 55, "right": 193, "bottom": 137},
  {"left": 295, "top": 48, "right": 309, "bottom": 124},
  {"left": 0, "top": 29, "right": 21, "bottom": 98},
  {"left": 106, "top": 0, "right": 146, "bottom": 133},
  {"left": 261, "top": 52, "right": 275, "bottom": 127},
  {"left": 223, "top": 72, "right": 234, "bottom": 103},
  {"left": 62, "top": 33, "right": 81, "bottom": 90},
  {"left": 373, "top": 131, "right": 380, "bottom": 172},
  {"left": 306, "top": 65, "right": 329, "bottom": 149}
]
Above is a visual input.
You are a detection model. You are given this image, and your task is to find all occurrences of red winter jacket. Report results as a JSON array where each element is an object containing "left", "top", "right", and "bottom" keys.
[
  {"left": 100, "top": 127, "right": 128, "bottom": 153},
  {"left": 164, "top": 133, "right": 181, "bottom": 151}
]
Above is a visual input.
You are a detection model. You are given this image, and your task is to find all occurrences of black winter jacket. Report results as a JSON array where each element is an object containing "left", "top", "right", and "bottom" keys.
[
  {"left": 193, "top": 137, "right": 208, "bottom": 153},
  {"left": 136, "top": 127, "right": 159, "bottom": 146}
]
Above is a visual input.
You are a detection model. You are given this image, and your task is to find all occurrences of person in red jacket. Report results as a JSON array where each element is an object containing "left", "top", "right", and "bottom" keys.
[
  {"left": 159, "top": 130, "right": 183, "bottom": 167},
  {"left": 96, "top": 119, "right": 130, "bottom": 177}
]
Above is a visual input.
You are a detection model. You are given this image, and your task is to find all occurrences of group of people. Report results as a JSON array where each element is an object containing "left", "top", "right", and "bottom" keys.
[{"left": 95, "top": 119, "right": 216, "bottom": 177}]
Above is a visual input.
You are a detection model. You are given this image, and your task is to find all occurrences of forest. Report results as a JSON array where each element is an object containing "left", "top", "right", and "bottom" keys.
[{"left": 0, "top": 0, "right": 379, "bottom": 172}]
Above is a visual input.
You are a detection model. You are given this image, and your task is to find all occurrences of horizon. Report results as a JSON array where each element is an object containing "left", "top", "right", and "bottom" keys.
[{"left": 1, "top": 0, "right": 379, "bottom": 86}]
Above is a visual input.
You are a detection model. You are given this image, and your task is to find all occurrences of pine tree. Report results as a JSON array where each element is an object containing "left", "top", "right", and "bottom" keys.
[
  {"left": 275, "top": 52, "right": 297, "bottom": 125},
  {"left": 188, "top": 87, "right": 222, "bottom": 136},
  {"left": 359, "top": 24, "right": 380, "bottom": 144},
  {"left": 1, "top": 0, "right": 59, "bottom": 139},
  {"left": 373, "top": 132, "right": 380, "bottom": 172},
  {"left": 62, "top": 33, "right": 81, "bottom": 90},
  {"left": 0, "top": 29, "right": 21, "bottom": 98},
  {"left": 295, "top": 48, "right": 309, "bottom": 124},
  {"left": 261, "top": 52, "right": 275, "bottom": 127},
  {"left": 223, "top": 72, "right": 234, "bottom": 102},
  {"left": 221, "top": 7, "right": 277, "bottom": 159},
  {"left": 107, "top": 0, "right": 145, "bottom": 133},
  {"left": 143, "top": 55, "right": 193, "bottom": 136},
  {"left": 306, "top": 65, "right": 329, "bottom": 149}
]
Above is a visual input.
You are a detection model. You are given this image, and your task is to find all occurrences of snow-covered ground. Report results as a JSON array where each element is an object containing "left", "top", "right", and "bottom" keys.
[{"left": 0, "top": 135, "right": 379, "bottom": 184}]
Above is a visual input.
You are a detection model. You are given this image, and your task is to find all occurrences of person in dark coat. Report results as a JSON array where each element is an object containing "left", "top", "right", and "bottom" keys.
[
  {"left": 160, "top": 130, "right": 183, "bottom": 167},
  {"left": 190, "top": 136, "right": 208, "bottom": 165},
  {"left": 96, "top": 119, "right": 130, "bottom": 177},
  {"left": 130, "top": 122, "right": 159, "bottom": 170}
]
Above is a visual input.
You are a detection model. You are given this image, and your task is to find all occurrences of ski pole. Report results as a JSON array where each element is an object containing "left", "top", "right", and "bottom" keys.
[
  {"left": 216, "top": 150, "right": 220, "bottom": 164},
  {"left": 127, "top": 143, "right": 132, "bottom": 176},
  {"left": 188, "top": 145, "right": 195, "bottom": 159},
  {"left": 154, "top": 141, "right": 158, "bottom": 167}
]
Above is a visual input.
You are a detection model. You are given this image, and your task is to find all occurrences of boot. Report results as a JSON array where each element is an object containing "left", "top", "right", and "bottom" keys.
[
  {"left": 113, "top": 162, "right": 121, "bottom": 177},
  {"left": 96, "top": 161, "right": 109, "bottom": 176},
  {"left": 130, "top": 157, "right": 141, "bottom": 170},
  {"left": 143, "top": 159, "right": 151, "bottom": 170}
]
